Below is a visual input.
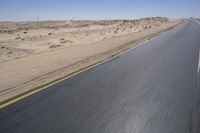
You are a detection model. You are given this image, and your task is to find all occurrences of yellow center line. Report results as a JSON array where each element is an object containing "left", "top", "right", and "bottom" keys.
[
  {"left": 0, "top": 31, "right": 165, "bottom": 109},
  {"left": 0, "top": 54, "right": 121, "bottom": 109}
]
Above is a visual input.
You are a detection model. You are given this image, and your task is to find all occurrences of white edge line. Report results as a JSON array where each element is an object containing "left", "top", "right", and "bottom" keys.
[
  {"left": 195, "top": 20, "right": 200, "bottom": 25},
  {"left": 195, "top": 19, "right": 200, "bottom": 74},
  {"left": 198, "top": 50, "right": 200, "bottom": 74}
]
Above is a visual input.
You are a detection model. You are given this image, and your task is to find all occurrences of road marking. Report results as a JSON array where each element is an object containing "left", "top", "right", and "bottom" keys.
[
  {"left": 198, "top": 50, "right": 200, "bottom": 74},
  {"left": 195, "top": 20, "right": 200, "bottom": 26},
  {"left": 0, "top": 55, "right": 119, "bottom": 109},
  {"left": 194, "top": 20, "right": 200, "bottom": 74}
]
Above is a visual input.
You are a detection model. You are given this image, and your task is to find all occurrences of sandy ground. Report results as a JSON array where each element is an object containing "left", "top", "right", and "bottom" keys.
[
  {"left": 0, "top": 17, "right": 170, "bottom": 63},
  {"left": 0, "top": 17, "right": 181, "bottom": 102}
]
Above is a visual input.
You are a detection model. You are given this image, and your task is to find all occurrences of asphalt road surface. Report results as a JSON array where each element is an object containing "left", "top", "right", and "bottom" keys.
[{"left": 0, "top": 19, "right": 200, "bottom": 133}]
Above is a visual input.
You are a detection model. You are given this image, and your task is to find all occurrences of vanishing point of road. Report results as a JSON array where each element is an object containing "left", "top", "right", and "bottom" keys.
[{"left": 0, "top": 19, "right": 200, "bottom": 133}]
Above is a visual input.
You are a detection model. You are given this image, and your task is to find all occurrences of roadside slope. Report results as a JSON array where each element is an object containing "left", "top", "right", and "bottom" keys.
[{"left": 0, "top": 20, "right": 181, "bottom": 102}]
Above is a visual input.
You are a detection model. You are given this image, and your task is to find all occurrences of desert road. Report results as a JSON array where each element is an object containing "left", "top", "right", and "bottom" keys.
[{"left": 0, "top": 19, "right": 200, "bottom": 133}]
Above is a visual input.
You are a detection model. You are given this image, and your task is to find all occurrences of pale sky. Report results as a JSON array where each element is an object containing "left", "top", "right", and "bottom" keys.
[{"left": 0, "top": 0, "right": 199, "bottom": 21}]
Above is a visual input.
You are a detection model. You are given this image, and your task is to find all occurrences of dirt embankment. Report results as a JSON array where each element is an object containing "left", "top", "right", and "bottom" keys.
[
  {"left": 0, "top": 17, "right": 182, "bottom": 102},
  {"left": 0, "top": 17, "right": 170, "bottom": 63}
]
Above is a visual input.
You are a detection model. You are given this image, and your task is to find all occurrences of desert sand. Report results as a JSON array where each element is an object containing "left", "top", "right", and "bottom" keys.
[
  {"left": 0, "top": 17, "right": 181, "bottom": 102},
  {"left": 0, "top": 17, "right": 170, "bottom": 63}
]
